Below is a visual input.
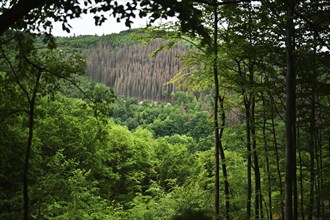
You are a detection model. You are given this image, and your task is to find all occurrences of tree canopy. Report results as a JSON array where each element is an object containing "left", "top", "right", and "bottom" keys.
[{"left": 1, "top": 0, "right": 329, "bottom": 220}]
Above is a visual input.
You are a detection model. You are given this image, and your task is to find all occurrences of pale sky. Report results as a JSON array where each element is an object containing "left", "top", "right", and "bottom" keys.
[{"left": 51, "top": 13, "right": 149, "bottom": 36}]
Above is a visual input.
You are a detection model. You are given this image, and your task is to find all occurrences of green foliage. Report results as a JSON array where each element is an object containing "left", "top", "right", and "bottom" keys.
[
  {"left": 31, "top": 151, "right": 110, "bottom": 220},
  {"left": 109, "top": 92, "right": 213, "bottom": 150},
  {"left": 1, "top": 1, "right": 329, "bottom": 219},
  {"left": 55, "top": 29, "right": 141, "bottom": 52}
]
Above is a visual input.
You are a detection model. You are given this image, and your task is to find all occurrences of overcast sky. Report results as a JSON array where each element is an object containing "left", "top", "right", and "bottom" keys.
[{"left": 51, "top": 14, "right": 149, "bottom": 36}]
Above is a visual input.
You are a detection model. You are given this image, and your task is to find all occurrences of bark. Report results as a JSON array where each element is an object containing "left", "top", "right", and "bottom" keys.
[
  {"left": 251, "top": 96, "right": 262, "bottom": 219},
  {"left": 271, "top": 103, "right": 284, "bottom": 220},
  {"left": 318, "top": 128, "right": 324, "bottom": 219},
  {"left": 293, "top": 62, "right": 297, "bottom": 220},
  {"left": 316, "top": 144, "right": 320, "bottom": 220},
  {"left": 244, "top": 97, "right": 252, "bottom": 219},
  {"left": 213, "top": 3, "right": 221, "bottom": 219},
  {"left": 285, "top": 0, "right": 296, "bottom": 219},
  {"left": 297, "top": 126, "right": 305, "bottom": 220},
  {"left": 263, "top": 98, "right": 273, "bottom": 220},
  {"left": 219, "top": 95, "right": 230, "bottom": 219},
  {"left": 308, "top": 91, "right": 316, "bottom": 220},
  {"left": 236, "top": 58, "right": 252, "bottom": 220}
]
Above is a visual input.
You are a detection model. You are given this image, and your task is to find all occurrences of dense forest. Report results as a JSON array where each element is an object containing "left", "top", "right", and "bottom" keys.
[{"left": 1, "top": 0, "right": 330, "bottom": 220}]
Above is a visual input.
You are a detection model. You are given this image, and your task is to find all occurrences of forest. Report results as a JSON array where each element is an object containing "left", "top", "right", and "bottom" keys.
[{"left": 0, "top": 0, "right": 330, "bottom": 220}]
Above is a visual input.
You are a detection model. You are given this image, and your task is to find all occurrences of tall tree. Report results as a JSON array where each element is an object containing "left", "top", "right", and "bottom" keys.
[
  {"left": 212, "top": 2, "right": 221, "bottom": 218},
  {"left": 0, "top": 33, "right": 85, "bottom": 219},
  {"left": 284, "top": 0, "right": 296, "bottom": 219}
]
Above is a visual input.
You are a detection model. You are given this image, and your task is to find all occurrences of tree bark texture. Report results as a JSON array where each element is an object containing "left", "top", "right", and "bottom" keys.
[
  {"left": 285, "top": 0, "right": 296, "bottom": 219},
  {"left": 263, "top": 97, "right": 273, "bottom": 220},
  {"left": 213, "top": 3, "right": 221, "bottom": 219},
  {"left": 271, "top": 102, "right": 285, "bottom": 220},
  {"left": 219, "top": 95, "right": 230, "bottom": 219},
  {"left": 308, "top": 91, "right": 315, "bottom": 220}
]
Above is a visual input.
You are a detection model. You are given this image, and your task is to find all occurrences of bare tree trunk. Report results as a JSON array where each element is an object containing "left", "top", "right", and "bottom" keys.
[
  {"left": 293, "top": 69, "right": 298, "bottom": 220},
  {"left": 263, "top": 97, "right": 273, "bottom": 220},
  {"left": 314, "top": 112, "right": 321, "bottom": 219},
  {"left": 297, "top": 125, "right": 305, "bottom": 220},
  {"left": 244, "top": 97, "right": 252, "bottom": 220},
  {"left": 219, "top": 95, "right": 230, "bottom": 219},
  {"left": 252, "top": 96, "right": 261, "bottom": 219},
  {"left": 308, "top": 90, "right": 316, "bottom": 220},
  {"left": 23, "top": 69, "right": 42, "bottom": 220},
  {"left": 213, "top": 2, "right": 221, "bottom": 219},
  {"left": 317, "top": 127, "right": 324, "bottom": 219},
  {"left": 285, "top": 0, "right": 296, "bottom": 219},
  {"left": 236, "top": 58, "right": 252, "bottom": 220},
  {"left": 315, "top": 143, "right": 320, "bottom": 220},
  {"left": 271, "top": 103, "right": 284, "bottom": 220}
]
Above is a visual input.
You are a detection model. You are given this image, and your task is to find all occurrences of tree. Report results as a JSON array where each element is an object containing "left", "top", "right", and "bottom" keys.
[
  {"left": 0, "top": 32, "right": 85, "bottom": 219},
  {"left": 284, "top": 1, "right": 296, "bottom": 219}
]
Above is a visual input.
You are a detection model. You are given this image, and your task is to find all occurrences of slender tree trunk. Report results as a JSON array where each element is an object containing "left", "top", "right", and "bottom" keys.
[
  {"left": 245, "top": 97, "right": 252, "bottom": 220},
  {"left": 219, "top": 95, "right": 230, "bottom": 219},
  {"left": 23, "top": 70, "right": 42, "bottom": 220},
  {"left": 318, "top": 128, "right": 324, "bottom": 219},
  {"left": 314, "top": 116, "right": 321, "bottom": 219},
  {"left": 236, "top": 59, "right": 252, "bottom": 220},
  {"left": 260, "top": 194, "right": 264, "bottom": 219},
  {"left": 285, "top": 0, "right": 296, "bottom": 219},
  {"left": 293, "top": 67, "right": 298, "bottom": 220},
  {"left": 24, "top": 105, "right": 34, "bottom": 220},
  {"left": 308, "top": 90, "right": 316, "bottom": 220},
  {"left": 297, "top": 125, "right": 305, "bottom": 220},
  {"left": 316, "top": 145, "right": 320, "bottom": 220},
  {"left": 263, "top": 97, "right": 273, "bottom": 220},
  {"left": 251, "top": 97, "right": 261, "bottom": 219},
  {"left": 213, "top": 3, "right": 220, "bottom": 219},
  {"left": 308, "top": 137, "right": 315, "bottom": 220},
  {"left": 271, "top": 105, "right": 284, "bottom": 220}
]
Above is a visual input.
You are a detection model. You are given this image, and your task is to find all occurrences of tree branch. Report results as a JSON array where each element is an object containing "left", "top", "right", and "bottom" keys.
[{"left": 0, "top": 44, "right": 31, "bottom": 102}]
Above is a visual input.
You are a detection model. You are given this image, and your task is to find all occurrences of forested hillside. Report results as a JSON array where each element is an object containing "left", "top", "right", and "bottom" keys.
[
  {"left": 57, "top": 30, "right": 188, "bottom": 102},
  {"left": 1, "top": 1, "right": 330, "bottom": 220}
]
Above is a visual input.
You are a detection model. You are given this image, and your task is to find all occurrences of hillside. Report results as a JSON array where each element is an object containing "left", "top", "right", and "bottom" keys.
[{"left": 56, "top": 30, "right": 188, "bottom": 102}]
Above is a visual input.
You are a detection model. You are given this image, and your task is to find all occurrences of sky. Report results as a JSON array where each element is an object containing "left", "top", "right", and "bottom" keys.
[{"left": 51, "top": 14, "right": 149, "bottom": 37}]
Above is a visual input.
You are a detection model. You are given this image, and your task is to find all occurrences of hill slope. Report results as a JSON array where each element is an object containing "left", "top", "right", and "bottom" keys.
[{"left": 57, "top": 30, "right": 187, "bottom": 101}]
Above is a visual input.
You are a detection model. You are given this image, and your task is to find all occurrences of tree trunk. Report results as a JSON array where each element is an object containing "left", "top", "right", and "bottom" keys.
[
  {"left": 213, "top": 3, "right": 221, "bottom": 219},
  {"left": 23, "top": 70, "right": 42, "bottom": 220},
  {"left": 308, "top": 90, "right": 316, "bottom": 220},
  {"left": 297, "top": 125, "right": 305, "bottom": 220},
  {"left": 244, "top": 97, "right": 252, "bottom": 220},
  {"left": 293, "top": 68, "right": 298, "bottom": 220},
  {"left": 318, "top": 127, "right": 324, "bottom": 219},
  {"left": 263, "top": 97, "right": 273, "bottom": 220},
  {"left": 271, "top": 103, "right": 284, "bottom": 220},
  {"left": 314, "top": 116, "right": 321, "bottom": 219},
  {"left": 236, "top": 58, "right": 252, "bottom": 220},
  {"left": 285, "top": 0, "right": 296, "bottom": 219},
  {"left": 219, "top": 95, "right": 230, "bottom": 219},
  {"left": 316, "top": 145, "right": 320, "bottom": 220},
  {"left": 251, "top": 96, "right": 262, "bottom": 219}
]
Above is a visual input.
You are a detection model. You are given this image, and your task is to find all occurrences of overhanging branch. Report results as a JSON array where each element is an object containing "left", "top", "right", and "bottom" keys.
[{"left": 0, "top": 0, "right": 47, "bottom": 34}]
